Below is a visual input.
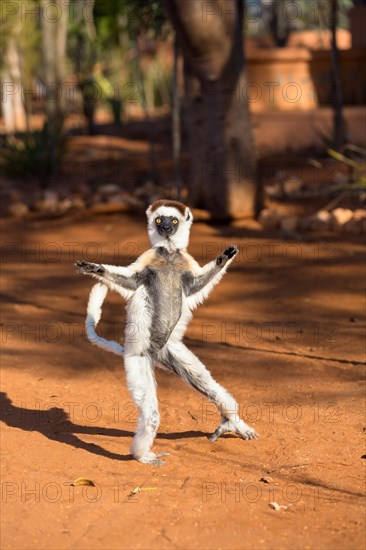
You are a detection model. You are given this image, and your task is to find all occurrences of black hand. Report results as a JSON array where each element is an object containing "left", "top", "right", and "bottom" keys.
[
  {"left": 74, "top": 260, "right": 105, "bottom": 274},
  {"left": 216, "top": 244, "right": 238, "bottom": 265},
  {"left": 223, "top": 245, "right": 238, "bottom": 259}
]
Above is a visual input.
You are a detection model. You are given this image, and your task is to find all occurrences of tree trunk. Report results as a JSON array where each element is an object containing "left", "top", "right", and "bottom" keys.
[
  {"left": 164, "top": 0, "right": 258, "bottom": 220},
  {"left": 172, "top": 35, "right": 183, "bottom": 199},
  {"left": 41, "top": 0, "right": 69, "bottom": 149},
  {"left": 330, "top": 0, "right": 347, "bottom": 150},
  {"left": 133, "top": 34, "right": 159, "bottom": 182},
  {"left": 2, "top": 32, "right": 27, "bottom": 134}
]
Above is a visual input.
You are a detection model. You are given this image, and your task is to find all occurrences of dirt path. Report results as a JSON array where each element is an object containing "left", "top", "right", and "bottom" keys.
[{"left": 1, "top": 213, "right": 365, "bottom": 550}]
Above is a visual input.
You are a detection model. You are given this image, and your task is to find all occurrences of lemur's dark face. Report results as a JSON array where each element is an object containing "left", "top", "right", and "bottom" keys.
[{"left": 155, "top": 215, "right": 179, "bottom": 237}]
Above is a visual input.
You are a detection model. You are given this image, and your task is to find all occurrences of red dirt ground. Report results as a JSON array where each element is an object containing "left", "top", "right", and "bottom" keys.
[{"left": 1, "top": 212, "right": 365, "bottom": 550}]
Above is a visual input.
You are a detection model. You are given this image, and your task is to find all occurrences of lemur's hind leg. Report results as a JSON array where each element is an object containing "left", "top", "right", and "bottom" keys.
[
  {"left": 124, "top": 354, "right": 167, "bottom": 465},
  {"left": 158, "top": 342, "right": 257, "bottom": 442}
]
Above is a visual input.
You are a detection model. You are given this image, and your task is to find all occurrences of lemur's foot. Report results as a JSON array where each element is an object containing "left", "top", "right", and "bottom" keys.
[
  {"left": 136, "top": 452, "right": 170, "bottom": 466},
  {"left": 216, "top": 244, "right": 238, "bottom": 266},
  {"left": 208, "top": 419, "right": 258, "bottom": 442},
  {"left": 74, "top": 260, "right": 105, "bottom": 274}
]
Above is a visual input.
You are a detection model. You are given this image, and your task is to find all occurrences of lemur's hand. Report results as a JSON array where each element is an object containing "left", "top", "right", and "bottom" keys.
[
  {"left": 74, "top": 260, "right": 105, "bottom": 274},
  {"left": 216, "top": 244, "right": 238, "bottom": 266}
]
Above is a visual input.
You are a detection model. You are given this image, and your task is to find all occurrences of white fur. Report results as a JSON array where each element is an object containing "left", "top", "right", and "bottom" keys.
[
  {"left": 80, "top": 202, "right": 256, "bottom": 463},
  {"left": 86, "top": 283, "right": 124, "bottom": 356},
  {"left": 186, "top": 257, "right": 235, "bottom": 310},
  {"left": 124, "top": 354, "right": 159, "bottom": 460},
  {"left": 146, "top": 204, "right": 193, "bottom": 251}
]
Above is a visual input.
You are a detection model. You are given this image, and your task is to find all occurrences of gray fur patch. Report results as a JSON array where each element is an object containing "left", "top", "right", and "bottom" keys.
[
  {"left": 137, "top": 249, "right": 183, "bottom": 354},
  {"left": 159, "top": 349, "right": 216, "bottom": 402}
]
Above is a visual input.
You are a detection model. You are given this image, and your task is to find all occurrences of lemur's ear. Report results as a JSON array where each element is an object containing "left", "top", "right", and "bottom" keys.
[
  {"left": 146, "top": 205, "right": 153, "bottom": 218},
  {"left": 185, "top": 208, "right": 193, "bottom": 222}
]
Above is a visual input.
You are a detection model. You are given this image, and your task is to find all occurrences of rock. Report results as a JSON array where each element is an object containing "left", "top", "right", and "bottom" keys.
[
  {"left": 98, "top": 184, "right": 121, "bottom": 195},
  {"left": 332, "top": 208, "right": 353, "bottom": 230},
  {"left": 8, "top": 202, "right": 29, "bottom": 218},
  {"left": 108, "top": 195, "right": 125, "bottom": 204},
  {"left": 283, "top": 176, "right": 303, "bottom": 195},
  {"left": 34, "top": 190, "right": 59, "bottom": 213},
  {"left": 90, "top": 201, "right": 131, "bottom": 215},
  {"left": 343, "top": 209, "right": 366, "bottom": 234},
  {"left": 57, "top": 197, "right": 85, "bottom": 214},
  {"left": 98, "top": 194, "right": 143, "bottom": 212},
  {"left": 119, "top": 193, "right": 144, "bottom": 209},
  {"left": 308, "top": 210, "right": 332, "bottom": 231},
  {"left": 58, "top": 198, "right": 73, "bottom": 213},
  {"left": 71, "top": 197, "right": 86, "bottom": 210},
  {"left": 258, "top": 209, "right": 280, "bottom": 230},
  {"left": 265, "top": 184, "right": 282, "bottom": 198},
  {"left": 280, "top": 216, "right": 298, "bottom": 232}
]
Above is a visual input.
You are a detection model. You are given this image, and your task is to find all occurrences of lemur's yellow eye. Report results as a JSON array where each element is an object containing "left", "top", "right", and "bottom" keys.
[
  {"left": 172, "top": 219, "right": 178, "bottom": 224},
  {"left": 155, "top": 218, "right": 161, "bottom": 224}
]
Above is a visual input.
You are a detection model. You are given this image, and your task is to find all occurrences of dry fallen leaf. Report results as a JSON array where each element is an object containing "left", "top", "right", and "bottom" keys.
[
  {"left": 71, "top": 477, "right": 95, "bottom": 487},
  {"left": 127, "top": 486, "right": 157, "bottom": 497},
  {"left": 128, "top": 487, "right": 141, "bottom": 497}
]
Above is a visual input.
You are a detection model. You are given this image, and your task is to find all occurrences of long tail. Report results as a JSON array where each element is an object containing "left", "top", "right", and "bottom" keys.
[{"left": 85, "top": 283, "right": 124, "bottom": 356}]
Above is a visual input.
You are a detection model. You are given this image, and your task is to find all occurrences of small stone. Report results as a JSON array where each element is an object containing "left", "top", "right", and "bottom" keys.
[
  {"left": 269, "top": 501, "right": 289, "bottom": 511},
  {"left": 332, "top": 208, "right": 353, "bottom": 230},
  {"left": 57, "top": 197, "right": 85, "bottom": 213},
  {"left": 283, "top": 177, "right": 303, "bottom": 195},
  {"left": 265, "top": 184, "right": 282, "bottom": 198},
  {"left": 109, "top": 195, "right": 125, "bottom": 203},
  {"left": 98, "top": 184, "right": 121, "bottom": 195},
  {"left": 58, "top": 198, "right": 73, "bottom": 213},
  {"left": 8, "top": 202, "right": 29, "bottom": 217},
  {"left": 35, "top": 190, "right": 59, "bottom": 213},
  {"left": 71, "top": 197, "right": 86, "bottom": 209},
  {"left": 308, "top": 210, "right": 332, "bottom": 231}
]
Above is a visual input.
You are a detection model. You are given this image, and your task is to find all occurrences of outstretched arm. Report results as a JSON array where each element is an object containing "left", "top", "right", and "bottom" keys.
[
  {"left": 183, "top": 245, "right": 238, "bottom": 308},
  {"left": 74, "top": 249, "right": 155, "bottom": 299},
  {"left": 75, "top": 261, "right": 138, "bottom": 290}
]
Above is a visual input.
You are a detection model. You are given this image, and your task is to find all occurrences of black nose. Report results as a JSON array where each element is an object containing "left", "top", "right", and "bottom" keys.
[{"left": 162, "top": 224, "right": 171, "bottom": 232}]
